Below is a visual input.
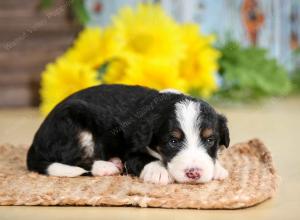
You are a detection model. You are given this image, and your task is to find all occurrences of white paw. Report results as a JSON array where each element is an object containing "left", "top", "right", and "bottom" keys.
[
  {"left": 91, "top": 160, "right": 120, "bottom": 176},
  {"left": 140, "top": 161, "right": 174, "bottom": 185},
  {"left": 213, "top": 160, "right": 228, "bottom": 180}
]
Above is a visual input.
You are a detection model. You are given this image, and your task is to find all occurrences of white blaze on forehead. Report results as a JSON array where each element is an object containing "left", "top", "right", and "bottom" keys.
[
  {"left": 175, "top": 100, "right": 201, "bottom": 148},
  {"left": 168, "top": 99, "right": 214, "bottom": 183}
]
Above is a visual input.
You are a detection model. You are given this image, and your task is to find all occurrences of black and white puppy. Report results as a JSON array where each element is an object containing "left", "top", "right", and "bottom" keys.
[{"left": 27, "top": 84, "right": 230, "bottom": 184}]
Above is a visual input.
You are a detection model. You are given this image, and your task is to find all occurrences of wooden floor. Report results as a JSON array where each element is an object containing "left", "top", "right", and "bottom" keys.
[{"left": 0, "top": 96, "right": 299, "bottom": 220}]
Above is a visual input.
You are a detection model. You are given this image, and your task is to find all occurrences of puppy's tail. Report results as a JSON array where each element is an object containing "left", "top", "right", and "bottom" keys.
[
  {"left": 29, "top": 162, "right": 88, "bottom": 177},
  {"left": 46, "top": 163, "right": 88, "bottom": 177}
]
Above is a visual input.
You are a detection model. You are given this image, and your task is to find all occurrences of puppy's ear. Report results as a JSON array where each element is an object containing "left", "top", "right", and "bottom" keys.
[
  {"left": 218, "top": 114, "right": 230, "bottom": 148},
  {"left": 130, "top": 120, "right": 153, "bottom": 152}
]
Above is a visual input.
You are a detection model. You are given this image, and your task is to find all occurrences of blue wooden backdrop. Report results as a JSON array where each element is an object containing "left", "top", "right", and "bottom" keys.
[{"left": 84, "top": 0, "right": 300, "bottom": 71}]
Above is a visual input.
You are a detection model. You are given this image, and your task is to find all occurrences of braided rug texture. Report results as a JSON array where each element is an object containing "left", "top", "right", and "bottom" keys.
[{"left": 0, "top": 139, "right": 278, "bottom": 209}]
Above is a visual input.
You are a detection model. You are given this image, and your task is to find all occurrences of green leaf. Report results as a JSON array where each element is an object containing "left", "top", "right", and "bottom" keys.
[
  {"left": 215, "top": 40, "right": 291, "bottom": 102},
  {"left": 39, "top": 0, "right": 54, "bottom": 10},
  {"left": 70, "top": 0, "right": 90, "bottom": 25},
  {"left": 96, "top": 62, "right": 110, "bottom": 81}
]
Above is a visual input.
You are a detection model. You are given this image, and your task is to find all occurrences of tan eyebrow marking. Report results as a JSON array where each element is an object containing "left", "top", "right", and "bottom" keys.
[
  {"left": 171, "top": 128, "right": 183, "bottom": 139},
  {"left": 201, "top": 128, "right": 213, "bottom": 138}
]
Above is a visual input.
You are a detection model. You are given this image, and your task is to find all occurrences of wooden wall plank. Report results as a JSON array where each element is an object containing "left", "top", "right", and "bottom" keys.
[
  {"left": 0, "top": 0, "right": 81, "bottom": 107},
  {"left": 0, "top": 18, "right": 78, "bottom": 32},
  {"left": 0, "top": 73, "right": 40, "bottom": 86},
  {"left": 0, "top": 86, "right": 38, "bottom": 107},
  {"left": 0, "top": 37, "right": 76, "bottom": 72}
]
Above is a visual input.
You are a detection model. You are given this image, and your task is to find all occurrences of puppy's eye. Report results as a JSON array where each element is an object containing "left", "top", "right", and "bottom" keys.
[
  {"left": 169, "top": 138, "right": 178, "bottom": 145},
  {"left": 205, "top": 137, "right": 215, "bottom": 146}
]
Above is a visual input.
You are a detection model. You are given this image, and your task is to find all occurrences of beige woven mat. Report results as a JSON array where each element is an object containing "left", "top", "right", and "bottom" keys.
[{"left": 0, "top": 139, "right": 278, "bottom": 209}]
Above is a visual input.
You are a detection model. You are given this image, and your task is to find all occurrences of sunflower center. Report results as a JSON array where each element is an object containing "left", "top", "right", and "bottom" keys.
[{"left": 129, "top": 33, "right": 154, "bottom": 54}]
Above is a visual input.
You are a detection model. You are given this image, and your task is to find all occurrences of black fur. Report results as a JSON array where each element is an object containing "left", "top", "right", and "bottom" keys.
[{"left": 27, "top": 84, "right": 229, "bottom": 177}]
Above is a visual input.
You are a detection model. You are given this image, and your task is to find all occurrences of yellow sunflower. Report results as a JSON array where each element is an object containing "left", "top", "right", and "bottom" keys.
[
  {"left": 111, "top": 3, "right": 185, "bottom": 65},
  {"left": 40, "top": 57, "right": 101, "bottom": 115},
  {"left": 116, "top": 58, "right": 187, "bottom": 91},
  {"left": 39, "top": 3, "right": 221, "bottom": 115},
  {"left": 180, "top": 24, "right": 220, "bottom": 97},
  {"left": 64, "top": 27, "right": 122, "bottom": 69},
  {"left": 63, "top": 27, "right": 103, "bottom": 68},
  {"left": 102, "top": 59, "right": 127, "bottom": 84}
]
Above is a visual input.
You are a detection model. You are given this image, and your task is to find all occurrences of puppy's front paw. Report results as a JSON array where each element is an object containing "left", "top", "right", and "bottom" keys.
[
  {"left": 91, "top": 160, "right": 120, "bottom": 176},
  {"left": 140, "top": 161, "right": 174, "bottom": 185},
  {"left": 213, "top": 160, "right": 228, "bottom": 180}
]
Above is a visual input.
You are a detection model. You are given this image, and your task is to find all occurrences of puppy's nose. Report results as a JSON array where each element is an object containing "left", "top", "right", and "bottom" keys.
[{"left": 185, "top": 168, "right": 202, "bottom": 180}]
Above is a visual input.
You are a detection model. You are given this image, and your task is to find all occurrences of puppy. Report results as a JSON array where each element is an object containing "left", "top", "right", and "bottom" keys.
[{"left": 27, "top": 84, "right": 230, "bottom": 184}]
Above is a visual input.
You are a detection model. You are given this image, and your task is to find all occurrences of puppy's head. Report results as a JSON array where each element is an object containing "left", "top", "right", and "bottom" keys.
[{"left": 150, "top": 97, "right": 229, "bottom": 183}]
